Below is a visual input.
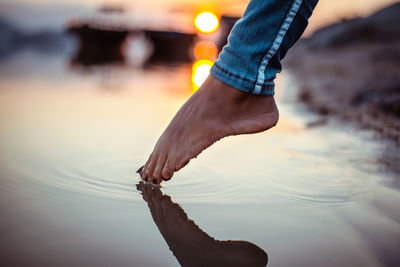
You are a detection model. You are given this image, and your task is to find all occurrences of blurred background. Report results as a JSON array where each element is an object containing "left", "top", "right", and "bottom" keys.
[
  {"left": 1, "top": 1, "right": 400, "bottom": 266},
  {"left": 0, "top": 0, "right": 399, "bottom": 91}
]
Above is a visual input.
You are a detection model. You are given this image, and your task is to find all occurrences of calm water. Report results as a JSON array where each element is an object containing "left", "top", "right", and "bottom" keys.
[{"left": 0, "top": 51, "right": 399, "bottom": 267}]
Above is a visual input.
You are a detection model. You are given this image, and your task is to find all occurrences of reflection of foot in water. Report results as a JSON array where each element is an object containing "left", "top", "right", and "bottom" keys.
[
  {"left": 138, "top": 75, "right": 279, "bottom": 184},
  {"left": 137, "top": 182, "right": 268, "bottom": 267}
]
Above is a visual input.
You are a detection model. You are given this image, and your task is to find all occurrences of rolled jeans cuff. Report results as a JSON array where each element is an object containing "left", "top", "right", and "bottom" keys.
[
  {"left": 211, "top": 0, "right": 318, "bottom": 97},
  {"left": 211, "top": 62, "right": 275, "bottom": 96}
]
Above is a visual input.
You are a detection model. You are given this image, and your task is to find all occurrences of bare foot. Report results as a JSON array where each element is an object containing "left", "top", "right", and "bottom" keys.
[{"left": 138, "top": 75, "right": 279, "bottom": 183}]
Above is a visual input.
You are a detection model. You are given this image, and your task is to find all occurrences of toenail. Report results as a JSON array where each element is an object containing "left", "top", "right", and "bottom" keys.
[{"left": 136, "top": 166, "right": 144, "bottom": 174}]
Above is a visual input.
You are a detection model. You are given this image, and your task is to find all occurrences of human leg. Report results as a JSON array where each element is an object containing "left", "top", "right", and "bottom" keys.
[{"left": 139, "top": 0, "right": 319, "bottom": 183}]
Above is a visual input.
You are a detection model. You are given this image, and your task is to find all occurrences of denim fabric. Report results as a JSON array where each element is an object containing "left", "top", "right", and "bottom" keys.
[{"left": 211, "top": 0, "right": 319, "bottom": 96}]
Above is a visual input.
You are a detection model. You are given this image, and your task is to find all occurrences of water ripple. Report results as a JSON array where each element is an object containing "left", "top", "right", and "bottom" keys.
[{"left": 8, "top": 147, "right": 373, "bottom": 207}]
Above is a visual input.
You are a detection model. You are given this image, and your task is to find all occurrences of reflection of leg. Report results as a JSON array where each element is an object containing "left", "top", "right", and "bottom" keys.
[
  {"left": 138, "top": 0, "right": 319, "bottom": 183},
  {"left": 137, "top": 182, "right": 268, "bottom": 267}
]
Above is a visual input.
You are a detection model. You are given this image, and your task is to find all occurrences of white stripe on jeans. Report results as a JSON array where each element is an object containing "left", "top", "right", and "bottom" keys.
[{"left": 253, "top": 0, "right": 303, "bottom": 95}]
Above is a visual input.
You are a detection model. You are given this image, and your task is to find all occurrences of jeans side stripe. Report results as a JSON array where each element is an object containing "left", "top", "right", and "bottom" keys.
[{"left": 253, "top": 0, "right": 303, "bottom": 95}]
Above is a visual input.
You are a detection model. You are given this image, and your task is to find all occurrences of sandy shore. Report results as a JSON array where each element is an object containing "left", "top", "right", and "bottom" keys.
[
  {"left": 286, "top": 43, "right": 400, "bottom": 141},
  {"left": 285, "top": 3, "right": 400, "bottom": 174}
]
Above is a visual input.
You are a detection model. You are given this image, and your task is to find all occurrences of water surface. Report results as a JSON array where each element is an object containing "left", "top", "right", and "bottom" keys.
[{"left": 0, "top": 52, "right": 399, "bottom": 267}]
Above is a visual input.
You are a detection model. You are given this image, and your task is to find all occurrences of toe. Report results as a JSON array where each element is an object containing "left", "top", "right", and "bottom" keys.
[
  {"left": 142, "top": 153, "right": 153, "bottom": 179},
  {"left": 162, "top": 158, "right": 174, "bottom": 181},
  {"left": 153, "top": 153, "right": 167, "bottom": 184},
  {"left": 145, "top": 154, "right": 158, "bottom": 183}
]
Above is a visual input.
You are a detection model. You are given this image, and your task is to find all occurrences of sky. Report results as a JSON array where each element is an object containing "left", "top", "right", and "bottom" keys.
[{"left": 1, "top": 0, "right": 399, "bottom": 34}]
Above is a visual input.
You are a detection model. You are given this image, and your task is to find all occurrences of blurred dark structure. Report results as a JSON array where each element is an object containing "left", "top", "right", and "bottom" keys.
[
  {"left": 66, "top": 6, "right": 133, "bottom": 66},
  {"left": 144, "top": 30, "right": 196, "bottom": 63},
  {"left": 216, "top": 16, "right": 239, "bottom": 52},
  {"left": 66, "top": 5, "right": 200, "bottom": 67},
  {"left": 67, "top": 23, "right": 131, "bottom": 66},
  {"left": 0, "top": 4, "right": 240, "bottom": 67}
]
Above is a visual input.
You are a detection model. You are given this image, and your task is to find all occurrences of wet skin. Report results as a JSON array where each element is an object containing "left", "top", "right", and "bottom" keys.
[
  {"left": 138, "top": 75, "right": 279, "bottom": 183},
  {"left": 137, "top": 182, "right": 268, "bottom": 267}
]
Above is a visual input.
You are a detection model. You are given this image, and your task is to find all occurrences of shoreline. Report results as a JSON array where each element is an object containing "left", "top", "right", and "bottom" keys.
[
  {"left": 284, "top": 3, "right": 400, "bottom": 175},
  {"left": 286, "top": 42, "right": 400, "bottom": 144},
  {"left": 285, "top": 45, "right": 400, "bottom": 176}
]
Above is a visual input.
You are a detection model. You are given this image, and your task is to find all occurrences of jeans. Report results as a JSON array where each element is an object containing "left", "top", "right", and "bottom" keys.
[{"left": 211, "top": 0, "right": 319, "bottom": 96}]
